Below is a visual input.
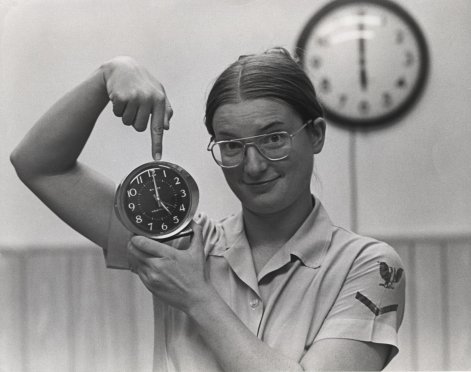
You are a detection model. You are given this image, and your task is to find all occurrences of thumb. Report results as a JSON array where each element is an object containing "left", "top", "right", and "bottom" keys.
[{"left": 188, "top": 220, "right": 204, "bottom": 254}]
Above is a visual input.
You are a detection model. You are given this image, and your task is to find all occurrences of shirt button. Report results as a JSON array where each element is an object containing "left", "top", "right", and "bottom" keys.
[{"left": 249, "top": 298, "right": 260, "bottom": 309}]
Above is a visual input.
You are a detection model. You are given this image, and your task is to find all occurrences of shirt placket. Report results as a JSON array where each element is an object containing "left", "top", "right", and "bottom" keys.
[{"left": 223, "top": 237, "right": 265, "bottom": 335}]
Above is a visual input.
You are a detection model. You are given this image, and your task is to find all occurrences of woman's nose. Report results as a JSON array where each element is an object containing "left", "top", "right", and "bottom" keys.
[{"left": 243, "top": 145, "right": 268, "bottom": 176}]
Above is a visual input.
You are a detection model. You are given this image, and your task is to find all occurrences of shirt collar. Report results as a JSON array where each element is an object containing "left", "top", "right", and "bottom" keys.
[
  {"left": 212, "top": 197, "right": 333, "bottom": 271},
  {"left": 282, "top": 197, "right": 333, "bottom": 269}
]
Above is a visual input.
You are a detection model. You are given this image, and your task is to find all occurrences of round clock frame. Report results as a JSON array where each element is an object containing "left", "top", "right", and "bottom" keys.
[
  {"left": 296, "top": 0, "right": 430, "bottom": 129},
  {"left": 114, "top": 161, "right": 199, "bottom": 241}
]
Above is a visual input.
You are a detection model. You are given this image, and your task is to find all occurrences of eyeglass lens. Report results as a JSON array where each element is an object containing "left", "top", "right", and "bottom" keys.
[{"left": 212, "top": 132, "right": 292, "bottom": 167}]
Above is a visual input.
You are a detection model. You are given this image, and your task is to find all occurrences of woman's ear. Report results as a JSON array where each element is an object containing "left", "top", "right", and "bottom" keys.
[{"left": 309, "top": 117, "right": 326, "bottom": 154}]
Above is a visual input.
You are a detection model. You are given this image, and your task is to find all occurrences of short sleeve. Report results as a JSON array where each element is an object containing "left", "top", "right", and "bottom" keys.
[
  {"left": 105, "top": 208, "right": 133, "bottom": 269},
  {"left": 314, "top": 242, "right": 406, "bottom": 363}
]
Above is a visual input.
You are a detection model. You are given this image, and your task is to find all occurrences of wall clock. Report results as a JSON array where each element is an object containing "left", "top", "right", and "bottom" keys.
[
  {"left": 115, "top": 161, "right": 199, "bottom": 241},
  {"left": 296, "top": 0, "right": 429, "bottom": 128}
]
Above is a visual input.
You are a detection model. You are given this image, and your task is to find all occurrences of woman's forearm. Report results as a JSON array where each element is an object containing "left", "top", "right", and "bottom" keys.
[{"left": 188, "top": 288, "right": 304, "bottom": 372}]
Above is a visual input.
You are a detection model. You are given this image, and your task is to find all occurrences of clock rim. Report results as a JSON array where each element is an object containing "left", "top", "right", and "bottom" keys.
[
  {"left": 295, "top": 0, "right": 430, "bottom": 129},
  {"left": 114, "top": 161, "right": 199, "bottom": 241}
]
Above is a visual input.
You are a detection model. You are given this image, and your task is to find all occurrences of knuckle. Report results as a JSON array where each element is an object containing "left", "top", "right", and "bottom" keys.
[
  {"left": 147, "top": 270, "right": 160, "bottom": 284},
  {"left": 153, "top": 126, "right": 164, "bottom": 135},
  {"left": 127, "top": 90, "right": 138, "bottom": 102},
  {"left": 112, "top": 92, "right": 126, "bottom": 104},
  {"left": 153, "top": 90, "right": 166, "bottom": 104}
]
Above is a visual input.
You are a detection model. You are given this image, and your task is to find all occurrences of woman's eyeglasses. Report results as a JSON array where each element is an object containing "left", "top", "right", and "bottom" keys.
[{"left": 207, "top": 120, "right": 312, "bottom": 168}]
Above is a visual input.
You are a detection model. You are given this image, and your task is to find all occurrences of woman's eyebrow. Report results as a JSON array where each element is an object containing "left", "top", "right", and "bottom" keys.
[
  {"left": 217, "top": 121, "right": 286, "bottom": 138},
  {"left": 257, "top": 120, "right": 286, "bottom": 133}
]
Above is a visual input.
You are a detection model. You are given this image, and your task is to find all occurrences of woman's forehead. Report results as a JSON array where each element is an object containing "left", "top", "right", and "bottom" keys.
[{"left": 212, "top": 98, "right": 301, "bottom": 137}]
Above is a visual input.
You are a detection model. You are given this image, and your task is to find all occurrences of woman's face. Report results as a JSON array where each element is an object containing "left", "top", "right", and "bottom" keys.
[{"left": 212, "top": 98, "right": 325, "bottom": 216}]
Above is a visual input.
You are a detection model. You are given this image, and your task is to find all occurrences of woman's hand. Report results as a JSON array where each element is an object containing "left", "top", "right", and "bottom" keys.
[
  {"left": 127, "top": 221, "right": 214, "bottom": 313},
  {"left": 101, "top": 56, "right": 173, "bottom": 160}
]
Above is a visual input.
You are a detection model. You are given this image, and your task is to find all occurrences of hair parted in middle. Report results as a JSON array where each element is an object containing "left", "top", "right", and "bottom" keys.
[{"left": 204, "top": 47, "right": 324, "bottom": 137}]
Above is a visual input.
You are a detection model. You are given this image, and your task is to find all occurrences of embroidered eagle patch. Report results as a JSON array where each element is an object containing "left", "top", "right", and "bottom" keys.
[{"left": 378, "top": 261, "right": 403, "bottom": 289}]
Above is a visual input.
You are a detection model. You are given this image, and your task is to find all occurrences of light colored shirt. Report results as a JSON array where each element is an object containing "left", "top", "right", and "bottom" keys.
[{"left": 106, "top": 199, "right": 405, "bottom": 371}]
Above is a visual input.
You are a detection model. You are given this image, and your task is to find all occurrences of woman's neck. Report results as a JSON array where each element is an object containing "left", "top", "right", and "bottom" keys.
[{"left": 242, "top": 192, "right": 314, "bottom": 250}]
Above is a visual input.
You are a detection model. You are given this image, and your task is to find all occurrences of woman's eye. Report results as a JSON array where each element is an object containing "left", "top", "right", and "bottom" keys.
[
  {"left": 268, "top": 134, "right": 282, "bottom": 143},
  {"left": 221, "top": 141, "right": 242, "bottom": 152}
]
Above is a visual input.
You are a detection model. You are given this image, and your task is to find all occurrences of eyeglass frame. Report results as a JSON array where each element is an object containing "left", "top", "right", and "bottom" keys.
[{"left": 207, "top": 119, "right": 313, "bottom": 168}]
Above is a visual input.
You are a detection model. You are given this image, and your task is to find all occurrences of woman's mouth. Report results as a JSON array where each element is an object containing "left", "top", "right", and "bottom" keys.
[{"left": 244, "top": 176, "right": 280, "bottom": 186}]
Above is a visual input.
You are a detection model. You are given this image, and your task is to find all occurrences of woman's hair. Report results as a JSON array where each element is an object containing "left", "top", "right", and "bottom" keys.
[{"left": 204, "top": 47, "right": 324, "bottom": 136}]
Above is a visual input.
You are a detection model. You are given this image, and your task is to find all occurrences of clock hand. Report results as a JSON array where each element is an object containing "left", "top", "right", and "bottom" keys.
[
  {"left": 161, "top": 200, "right": 176, "bottom": 208},
  {"left": 152, "top": 175, "right": 172, "bottom": 215},
  {"left": 152, "top": 194, "right": 172, "bottom": 214},
  {"left": 152, "top": 174, "right": 163, "bottom": 208},
  {"left": 160, "top": 202, "right": 172, "bottom": 215},
  {"left": 358, "top": 14, "right": 368, "bottom": 91}
]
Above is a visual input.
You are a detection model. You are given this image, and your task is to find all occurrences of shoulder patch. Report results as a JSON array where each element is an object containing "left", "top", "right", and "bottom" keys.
[{"left": 378, "top": 261, "right": 403, "bottom": 289}]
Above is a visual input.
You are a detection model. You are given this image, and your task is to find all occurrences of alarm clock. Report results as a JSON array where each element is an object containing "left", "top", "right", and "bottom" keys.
[
  {"left": 114, "top": 161, "right": 199, "bottom": 241},
  {"left": 296, "top": 0, "right": 429, "bottom": 128}
]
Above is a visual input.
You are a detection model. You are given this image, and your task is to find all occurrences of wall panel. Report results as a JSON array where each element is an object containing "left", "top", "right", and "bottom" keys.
[{"left": 2, "top": 239, "right": 471, "bottom": 371}]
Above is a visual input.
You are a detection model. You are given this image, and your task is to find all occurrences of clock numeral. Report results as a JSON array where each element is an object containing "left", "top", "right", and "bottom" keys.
[
  {"left": 161, "top": 223, "right": 168, "bottom": 231},
  {"left": 174, "top": 176, "right": 181, "bottom": 185},
  {"left": 135, "top": 215, "right": 142, "bottom": 224},
  {"left": 147, "top": 169, "right": 156, "bottom": 177},
  {"left": 136, "top": 176, "right": 143, "bottom": 184},
  {"left": 382, "top": 92, "right": 393, "bottom": 108},
  {"left": 320, "top": 77, "right": 331, "bottom": 93},
  {"left": 358, "top": 100, "right": 370, "bottom": 115},
  {"left": 162, "top": 170, "right": 167, "bottom": 178},
  {"left": 396, "top": 77, "right": 407, "bottom": 89},
  {"left": 310, "top": 56, "right": 321, "bottom": 69},
  {"left": 179, "top": 204, "right": 186, "bottom": 212},
  {"left": 404, "top": 51, "right": 414, "bottom": 66},
  {"left": 317, "top": 37, "right": 328, "bottom": 47},
  {"left": 180, "top": 189, "right": 187, "bottom": 197},
  {"left": 128, "top": 203, "right": 135, "bottom": 211},
  {"left": 148, "top": 222, "right": 153, "bottom": 230},
  {"left": 173, "top": 216, "right": 180, "bottom": 224},
  {"left": 127, "top": 188, "right": 137, "bottom": 197}
]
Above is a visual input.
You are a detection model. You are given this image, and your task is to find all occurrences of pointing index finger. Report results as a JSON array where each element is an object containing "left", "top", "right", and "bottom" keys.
[{"left": 151, "top": 104, "right": 165, "bottom": 161}]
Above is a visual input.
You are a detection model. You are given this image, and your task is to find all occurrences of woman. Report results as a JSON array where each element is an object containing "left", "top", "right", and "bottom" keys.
[{"left": 11, "top": 48, "right": 405, "bottom": 371}]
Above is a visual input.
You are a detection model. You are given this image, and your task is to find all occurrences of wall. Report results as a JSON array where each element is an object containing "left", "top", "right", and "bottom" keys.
[
  {"left": 2, "top": 0, "right": 470, "bottom": 243},
  {"left": 1, "top": 0, "right": 470, "bottom": 370}
]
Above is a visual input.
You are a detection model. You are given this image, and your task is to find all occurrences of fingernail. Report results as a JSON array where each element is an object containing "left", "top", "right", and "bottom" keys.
[{"left": 154, "top": 152, "right": 161, "bottom": 161}]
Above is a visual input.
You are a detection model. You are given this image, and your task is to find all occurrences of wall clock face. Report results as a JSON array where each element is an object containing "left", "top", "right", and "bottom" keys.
[
  {"left": 296, "top": 0, "right": 429, "bottom": 128},
  {"left": 114, "top": 161, "right": 199, "bottom": 241}
]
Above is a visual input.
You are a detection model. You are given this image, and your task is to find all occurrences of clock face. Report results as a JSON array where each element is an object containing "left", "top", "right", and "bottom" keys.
[
  {"left": 296, "top": 0, "right": 429, "bottom": 128},
  {"left": 115, "top": 161, "right": 199, "bottom": 240}
]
